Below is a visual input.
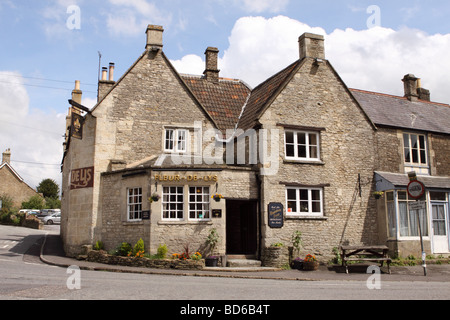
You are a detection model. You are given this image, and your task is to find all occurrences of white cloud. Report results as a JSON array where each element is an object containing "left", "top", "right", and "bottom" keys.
[
  {"left": 171, "top": 55, "right": 205, "bottom": 76},
  {"left": 235, "top": 0, "right": 290, "bottom": 13},
  {"left": 0, "top": 72, "right": 65, "bottom": 190},
  {"left": 171, "top": 16, "right": 450, "bottom": 104},
  {"left": 106, "top": 0, "right": 172, "bottom": 37}
]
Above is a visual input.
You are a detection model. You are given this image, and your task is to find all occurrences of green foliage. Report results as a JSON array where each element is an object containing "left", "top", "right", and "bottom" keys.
[
  {"left": 271, "top": 242, "right": 284, "bottom": 247},
  {"left": 21, "top": 195, "right": 45, "bottom": 210},
  {"left": 206, "top": 228, "right": 219, "bottom": 254},
  {"left": 118, "top": 242, "right": 132, "bottom": 256},
  {"left": 133, "top": 238, "right": 145, "bottom": 256},
  {"left": 45, "top": 197, "right": 61, "bottom": 209},
  {"left": 94, "top": 241, "right": 104, "bottom": 251},
  {"left": 291, "top": 231, "right": 303, "bottom": 256},
  {"left": 37, "top": 179, "right": 60, "bottom": 199},
  {"left": 0, "top": 194, "right": 14, "bottom": 211},
  {"left": 156, "top": 244, "right": 168, "bottom": 259}
]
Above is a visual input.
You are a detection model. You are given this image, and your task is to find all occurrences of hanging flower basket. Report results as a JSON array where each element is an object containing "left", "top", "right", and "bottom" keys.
[
  {"left": 211, "top": 194, "right": 223, "bottom": 202},
  {"left": 149, "top": 194, "right": 160, "bottom": 203},
  {"left": 373, "top": 191, "right": 384, "bottom": 200}
]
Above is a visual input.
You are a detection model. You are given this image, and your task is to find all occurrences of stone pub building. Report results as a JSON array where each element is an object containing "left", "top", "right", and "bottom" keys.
[{"left": 61, "top": 25, "right": 450, "bottom": 264}]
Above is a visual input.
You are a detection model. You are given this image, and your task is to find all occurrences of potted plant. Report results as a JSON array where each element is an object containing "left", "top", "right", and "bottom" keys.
[
  {"left": 290, "top": 231, "right": 303, "bottom": 269},
  {"left": 149, "top": 193, "right": 160, "bottom": 203},
  {"left": 303, "top": 254, "right": 319, "bottom": 271},
  {"left": 211, "top": 193, "right": 223, "bottom": 202},
  {"left": 373, "top": 191, "right": 384, "bottom": 200},
  {"left": 205, "top": 228, "right": 220, "bottom": 267}
]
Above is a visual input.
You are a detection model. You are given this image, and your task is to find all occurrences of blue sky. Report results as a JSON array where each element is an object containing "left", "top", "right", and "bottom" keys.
[{"left": 1, "top": 0, "right": 450, "bottom": 190}]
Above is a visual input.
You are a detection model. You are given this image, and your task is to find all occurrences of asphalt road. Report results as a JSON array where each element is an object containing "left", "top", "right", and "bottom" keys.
[{"left": 0, "top": 224, "right": 449, "bottom": 304}]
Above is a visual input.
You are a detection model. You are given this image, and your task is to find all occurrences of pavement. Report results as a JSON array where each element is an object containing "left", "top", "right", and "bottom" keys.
[{"left": 40, "top": 233, "right": 450, "bottom": 282}]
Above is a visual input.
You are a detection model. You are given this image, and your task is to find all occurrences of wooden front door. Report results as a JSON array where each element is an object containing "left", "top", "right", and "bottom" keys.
[{"left": 226, "top": 200, "right": 258, "bottom": 255}]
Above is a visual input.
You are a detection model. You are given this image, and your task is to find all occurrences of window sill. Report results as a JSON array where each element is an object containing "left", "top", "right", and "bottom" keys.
[
  {"left": 283, "top": 159, "right": 325, "bottom": 165},
  {"left": 158, "top": 220, "right": 213, "bottom": 225},
  {"left": 122, "top": 221, "right": 144, "bottom": 226},
  {"left": 286, "top": 215, "right": 327, "bottom": 221}
]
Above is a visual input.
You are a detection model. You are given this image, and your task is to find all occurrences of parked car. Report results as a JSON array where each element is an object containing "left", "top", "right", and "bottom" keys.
[
  {"left": 42, "top": 213, "right": 61, "bottom": 225},
  {"left": 26, "top": 210, "right": 40, "bottom": 217},
  {"left": 37, "top": 209, "right": 60, "bottom": 219}
]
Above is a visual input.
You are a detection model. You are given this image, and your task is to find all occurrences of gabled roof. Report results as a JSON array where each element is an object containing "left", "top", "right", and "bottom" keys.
[
  {"left": 182, "top": 75, "right": 251, "bottom": 134},
  {"left": 237, "top": 60, "right": 303, "bottom": 131},
  {"left": 0, "top": 162, "right": 24, "bottom": 182},
  {"left": 351, "top": 89, "right": 450, "bottom": 135}
]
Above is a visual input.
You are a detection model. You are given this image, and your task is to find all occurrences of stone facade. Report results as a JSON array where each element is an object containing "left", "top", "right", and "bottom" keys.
[
  {"left": 61, "top": 24, "right": 450, "bottom": 263},
  {"left": 0, "top": 149, "right": 42, "bottom": 208}
]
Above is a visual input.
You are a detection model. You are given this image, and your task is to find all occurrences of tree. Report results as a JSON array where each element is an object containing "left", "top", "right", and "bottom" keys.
[
  {"left": 22, "top": 195, "right": 45, "bottom": 210},
  {"left": 37, "top": 179, "right": 60, "bottom": 199}
]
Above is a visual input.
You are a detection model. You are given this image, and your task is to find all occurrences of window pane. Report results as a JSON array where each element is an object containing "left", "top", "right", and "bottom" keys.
[
  {"left": 287, "top": 189, "right": 297, "bottom": 200},
  {"left": 286, "top": 144, "right": 295, "bottom": 157},
  {"left": 298, "top": 145, "right": 307, "bottom": 158},
  {"left": 311, "top": 201, "right": 321, "bottom": 213},
  {"left": 420, "top": 150, "right": 427, "bottom": 165},
  {"left": 299, "top": 189, "right": 308, "bottom": 200},
  {"left": 311, "top": 190, "right": 321, "bottom": 201},
  {"left": 309, "top": 146, "right": 318, "bottom": 159},
  {"left": 309, "top": 134, "right": 317, "bottom": 146},
  {"left": 286, "top": 131, "right": 294, "bottom": 144},
  {"left": 300, "top": 201, "right": 309, "bottom": 212},
  {"left": 412, "top": 148, "right": 419, "bottom": 163},
  {"left": 403, "top": 134, "right": 410, "bottom": 148},
  {"left": 430, "top": 192, "right": 446, "bottom": 201},
  {"left": 298, "top": 133, "right": 306, "bottom": 145},
  {"left": 287, "top": 201, "right": 297, "bottom": 213},
  {"left": 411, "top": 135, "right": 418, "bottom": 149}
]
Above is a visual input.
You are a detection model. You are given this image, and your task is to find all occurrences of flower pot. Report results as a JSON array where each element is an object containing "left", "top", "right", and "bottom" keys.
[
  {"left": 292, "top": 260, "right": 303, "bottom": 270},
  {"left": 303, "top": 261, "right": 319, "bottom": 271},
  {"left": 205, "top": 257, "right": 219, "bottom": 267}
]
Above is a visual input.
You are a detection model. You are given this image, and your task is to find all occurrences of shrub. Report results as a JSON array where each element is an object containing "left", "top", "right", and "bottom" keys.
[
  {"left": 157, "top": 244, "right": 168, "bottom": 259},
  {"left": 133, "top": 238, "right": 145, "bottom": 256},
  {"left": 118, "top": 242, "right": 132, "bottom": 256},
  {"left": 94, "top": 241, "right": 104, "bottom": 251}
]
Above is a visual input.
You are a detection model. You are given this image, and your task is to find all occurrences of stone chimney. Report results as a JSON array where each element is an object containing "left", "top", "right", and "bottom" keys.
[
  {"left": 98, "top": 62, "right": 116, "bottom": 102},
  {"left": 2, "top": 148, "right": 11, "bottom": 165},
  {"left": 146, "top": 25, "right": 164, "bottom": 50},
  {"left": 72, "top": 80, "right": 82, "bottom": 105},
  {"left": 204, "top": 47, "right": 220, "bottom": 83},
  {"left": 402, "top": 74, "right": 431, "bottom": 102},
  {"left": 402, "top": 74, "right": 419, "bottom": 101},
  {"left": 299, "top": 33, "right": 325, "bottom": 60}
]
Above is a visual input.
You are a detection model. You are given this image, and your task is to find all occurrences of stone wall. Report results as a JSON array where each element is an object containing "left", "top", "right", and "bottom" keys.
[
  {"left": 0, "top": 165, "right": 42, "bottom": 209},
  {"left": 258, "top": 58, "right": 378, "bottom": 261}
]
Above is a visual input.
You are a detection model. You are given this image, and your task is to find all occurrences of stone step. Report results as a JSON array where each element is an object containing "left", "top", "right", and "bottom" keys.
[{"left": 227, "top": 259, "right": 262, "bottom": 268}]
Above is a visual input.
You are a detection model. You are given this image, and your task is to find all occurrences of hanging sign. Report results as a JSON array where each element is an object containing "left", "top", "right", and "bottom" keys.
[
  {"left": 268, "top": 202, "right": 284, "bottom": 228},
  {"left": 71, "top": 113, "right": 85, "bottom": 140}
]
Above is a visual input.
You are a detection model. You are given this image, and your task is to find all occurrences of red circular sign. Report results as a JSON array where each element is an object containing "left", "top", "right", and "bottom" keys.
[{"left": 407, "top": 180, "right": 425, "bottom": 199}]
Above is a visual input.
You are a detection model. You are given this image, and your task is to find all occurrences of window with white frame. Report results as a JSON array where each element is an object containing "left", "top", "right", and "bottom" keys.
[
  {"left": 162, "top": 186, "right": 184, "bottom": 220},
  {"left": 127, "top": 188, "right": 142, "bottom": 221},
  {"left": 164, "top": 129, "right": 188, "bottom": 153},
  {"left": 189, "top": 186, "right": 210, "bottom": 220},
  {"left": 285, "top": 130, "right": 320, "bottom": 161},
  {"left": 397, "top": 191, "right": 428, "bottom": 237},
  {"left": 403, "top": 133, "right": 429, "bottom": 174},
  {"left": 286, "top": 187, "right": 323, "bottom": 216}
]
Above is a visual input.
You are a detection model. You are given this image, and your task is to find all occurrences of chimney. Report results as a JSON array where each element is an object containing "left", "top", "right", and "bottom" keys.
[
  {"left": 204, "top": 47, "right": 220, "bottom": 83},
  {"left": 71, "top": 80, "right": 82, "bottom": 105},
  {"left": 416, "top": 78, "right": 431, "bottom": 102},
  {"left": 2, "top": 148, "right": 11, "bottom": 165},
  {"left": 299, "top": 33, "right": 325, "bottom": 60},
  {"left": 402, "top": 74, "right": 419, "bottom": 101},
  {"left": 98, "top": 62, "right": 116, "bottom": 102},
  {"left": 146, "top": 25, "right": 164, "bottom": 50}
]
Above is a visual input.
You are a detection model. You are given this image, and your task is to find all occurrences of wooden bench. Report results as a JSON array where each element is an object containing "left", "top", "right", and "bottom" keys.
[{"left": 340, "top": 245, "right": 392, "bottom": 274}]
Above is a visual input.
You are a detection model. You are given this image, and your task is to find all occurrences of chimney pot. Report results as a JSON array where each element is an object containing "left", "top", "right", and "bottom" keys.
[
  {"left": 101, "top": 67, "right": 108, "bottom": 81},
  {"left": 204, "top": 47, "right": 220, "bottom": 83},
  {"left": 299, "top": 33, "right": 325, "bottom": 60},
  {"left": 109, "top": 63, "right": 115, "bottom": 81},
  {"left": 146, "top": 25, "right": 164, "bottom": 50}
]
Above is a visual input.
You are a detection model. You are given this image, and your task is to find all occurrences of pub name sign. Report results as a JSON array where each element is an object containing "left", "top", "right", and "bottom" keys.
[{"left": 71, "top": 167, "right": 94, "bottom": 190}]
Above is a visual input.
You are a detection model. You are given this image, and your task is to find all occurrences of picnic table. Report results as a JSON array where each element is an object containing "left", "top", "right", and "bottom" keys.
[{"left": 340, "top": 245, "right": 392, "bottom": 274}]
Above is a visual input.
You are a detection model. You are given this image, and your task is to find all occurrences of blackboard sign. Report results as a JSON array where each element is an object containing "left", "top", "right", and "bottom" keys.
[
  {"left": 142, "top": 211, "right": 150, "bottom": 220},
  {"left": 268, "top": 203, "right": 284, "bottom": 228}
]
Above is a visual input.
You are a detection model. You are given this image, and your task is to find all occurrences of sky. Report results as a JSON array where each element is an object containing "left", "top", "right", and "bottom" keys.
[{"left": 1, "top": 0, "right": 450, "bottom": 192}]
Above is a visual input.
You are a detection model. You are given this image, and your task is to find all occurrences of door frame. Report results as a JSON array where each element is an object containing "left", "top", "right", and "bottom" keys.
[{"left": 430, "top": 201, "right": 449, "bottom": 254}]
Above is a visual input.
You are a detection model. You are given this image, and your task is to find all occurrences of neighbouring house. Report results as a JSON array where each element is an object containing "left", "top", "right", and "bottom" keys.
[
  {"left": 61, "top": 25, "right": 450, "bottom": 262},
  {"left": 0, "top": 149, "right": 42, "bottom": 209}
]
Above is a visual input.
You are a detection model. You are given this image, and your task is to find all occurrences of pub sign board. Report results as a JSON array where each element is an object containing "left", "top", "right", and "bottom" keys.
[
  {"left": 70, "top": 167, "right": 94, "bottom": 190},
  {"left": 268, "top": 202, "right": 284, "bottom": 228}
]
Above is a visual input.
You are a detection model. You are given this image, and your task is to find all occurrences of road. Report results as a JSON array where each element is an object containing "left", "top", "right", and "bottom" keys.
[{"left": 0, "top": 224, "right": 449, "bottom": 304}]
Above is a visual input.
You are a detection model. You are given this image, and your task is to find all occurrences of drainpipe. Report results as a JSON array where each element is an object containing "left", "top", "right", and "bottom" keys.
[{"left": 256, "top": 171, "right": 263, "bottom": 261}]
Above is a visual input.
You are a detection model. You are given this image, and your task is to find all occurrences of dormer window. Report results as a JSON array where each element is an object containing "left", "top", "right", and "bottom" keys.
[{"left": 164, "top": 129, "right": 188, "bottom": 153}]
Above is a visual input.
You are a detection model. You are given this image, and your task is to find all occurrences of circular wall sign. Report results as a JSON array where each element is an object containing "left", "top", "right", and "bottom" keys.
[{"left": 407, "top": 180, "right": 425, "bottom": 199}]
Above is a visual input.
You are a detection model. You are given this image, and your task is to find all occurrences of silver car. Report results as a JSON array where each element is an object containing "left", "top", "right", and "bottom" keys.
[{"left": 43, "top": 213, "right": 61, "bottom": 225}]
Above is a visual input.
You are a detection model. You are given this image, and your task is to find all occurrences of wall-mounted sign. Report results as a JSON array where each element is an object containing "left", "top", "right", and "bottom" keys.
[
  {"left": 142, "top": 211, "right": 150, "bottom": 220},
  {"left": 268, "top": 202, "right": 284, "bottom": 228},
  {"left": 154, "top": 174, "right": 218, "bottom": 183},
  {"left": 212, "top": 209, "right": 222, "bottom": 218},
  {"left": 70, "top": 167, "right": 94, "bottom": 190}
]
